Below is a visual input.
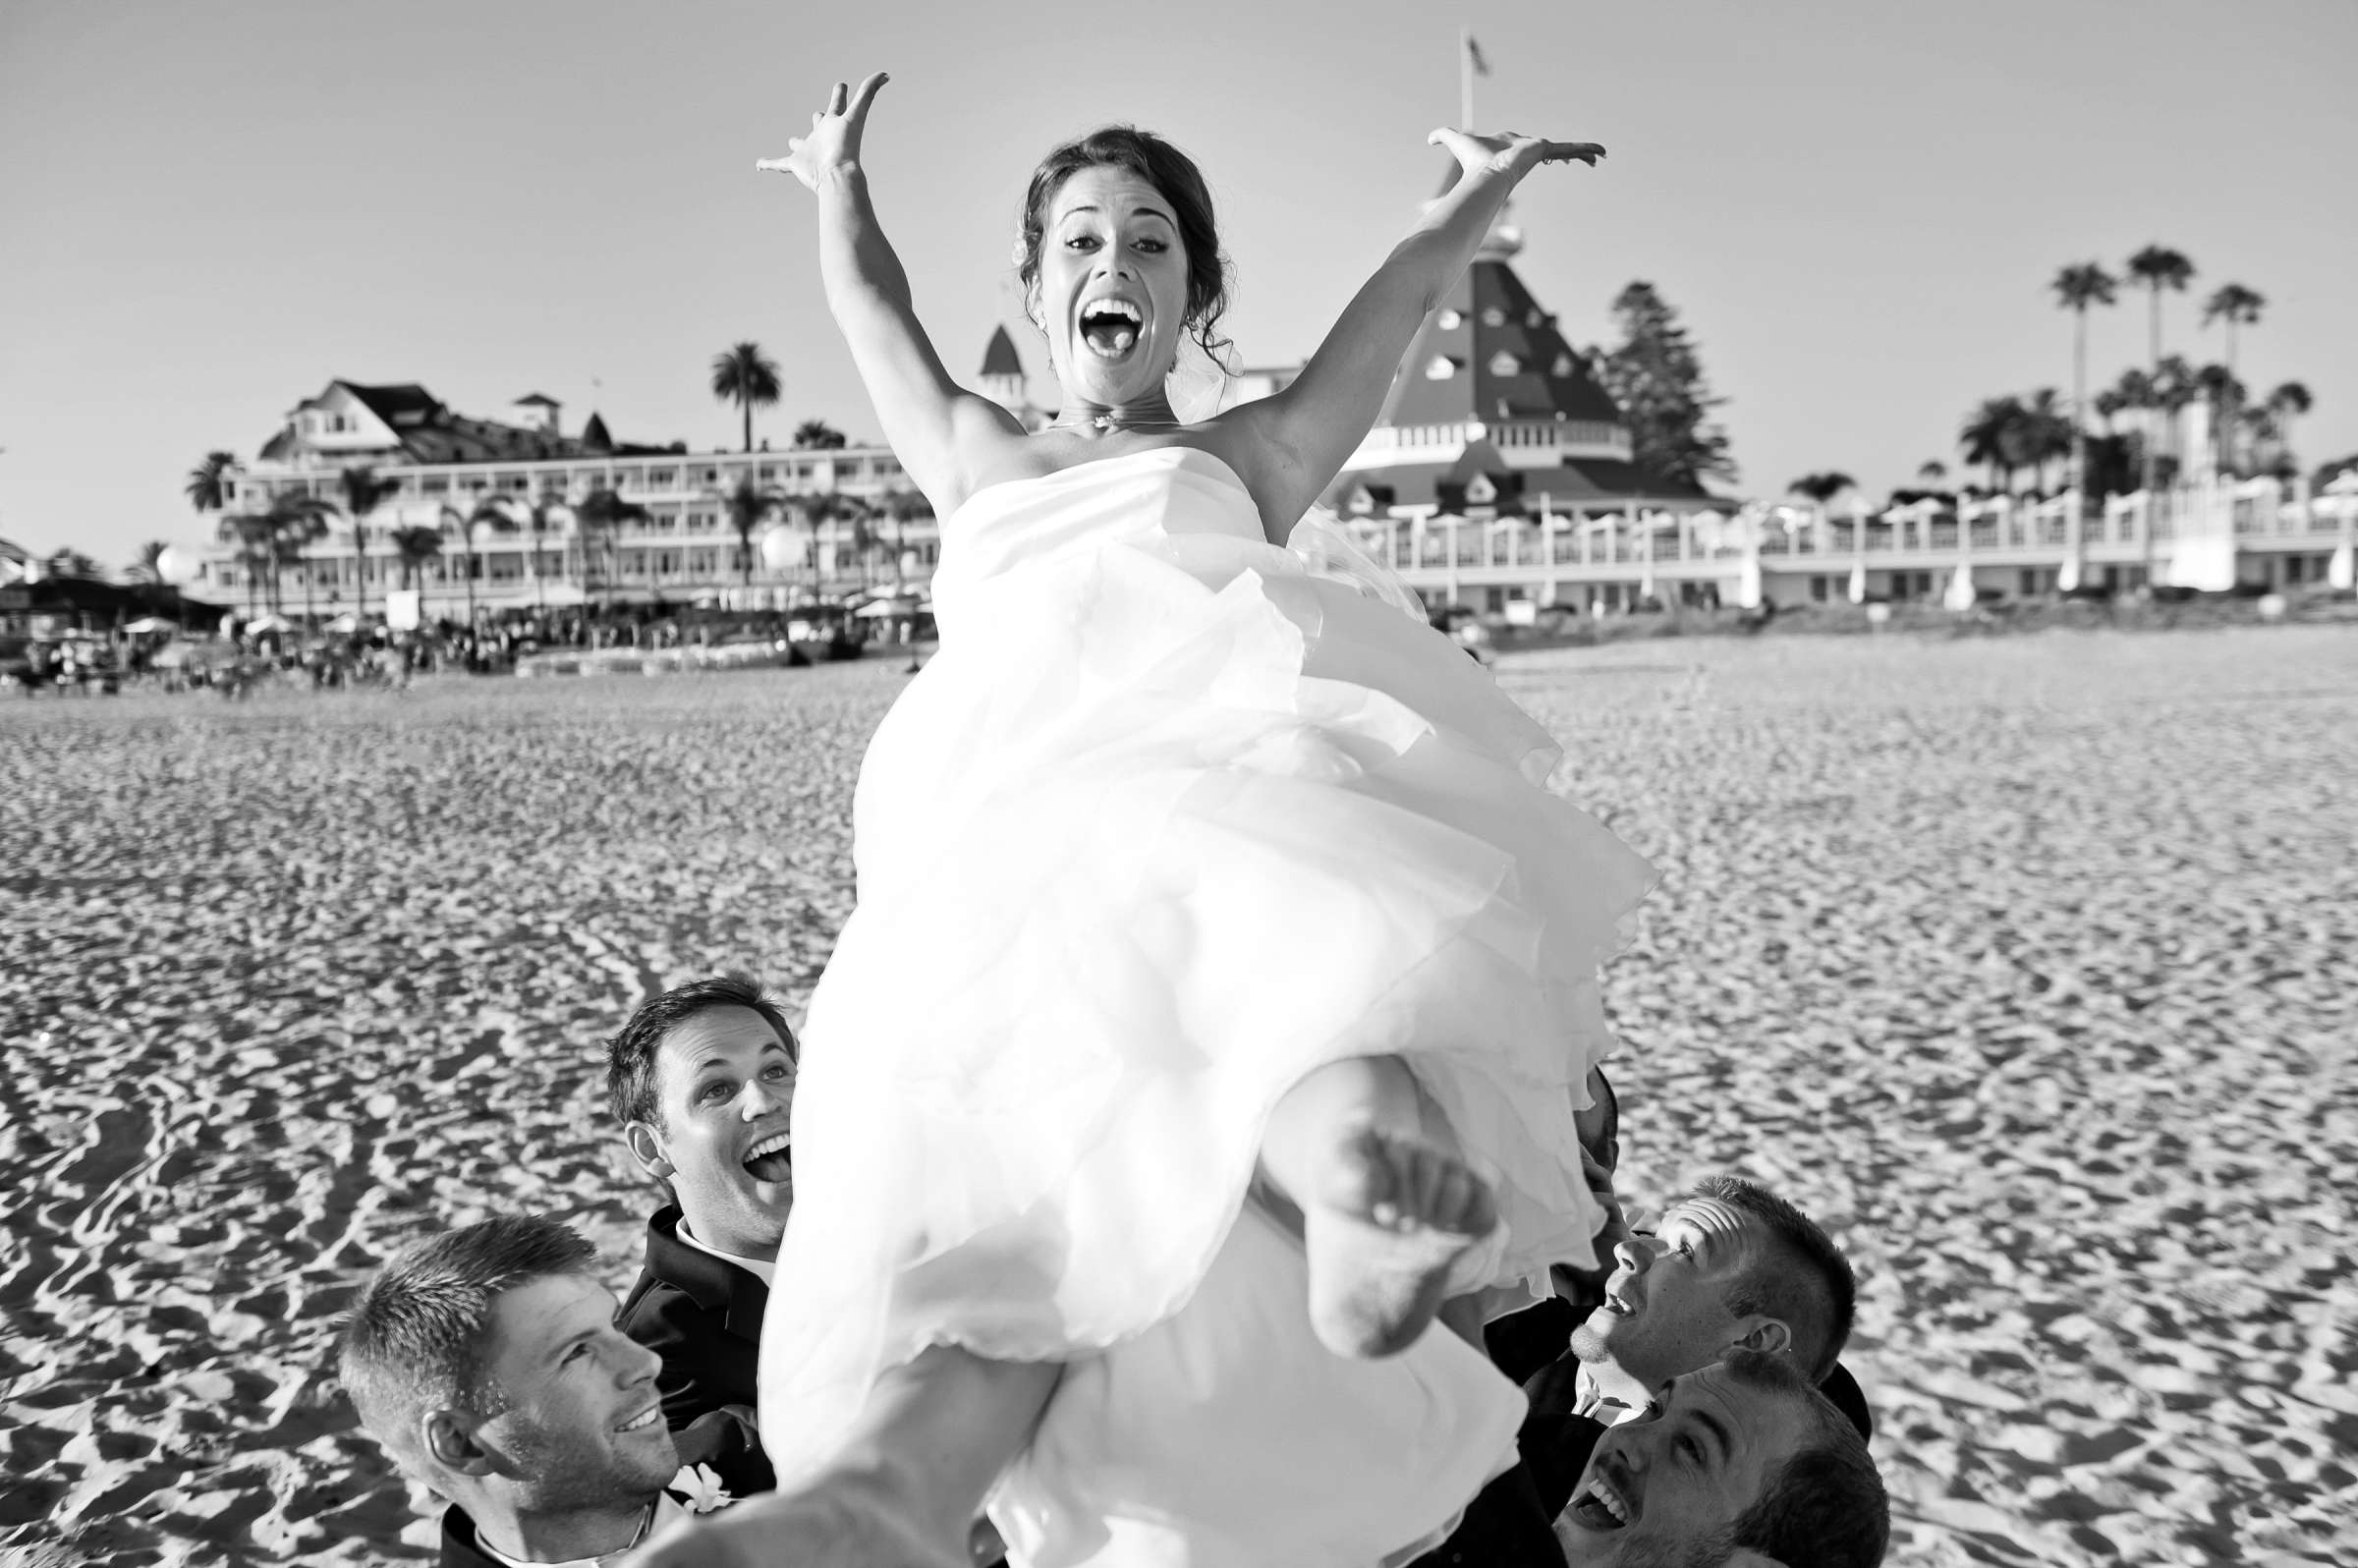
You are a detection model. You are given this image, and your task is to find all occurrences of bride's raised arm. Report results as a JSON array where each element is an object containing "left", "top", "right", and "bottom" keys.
[
  {"left": 1214, "top": 130, "right": 1603, "bottom": 532},
  {"left": 760, "top": 74, "right": 1025, "bottom": 515}
]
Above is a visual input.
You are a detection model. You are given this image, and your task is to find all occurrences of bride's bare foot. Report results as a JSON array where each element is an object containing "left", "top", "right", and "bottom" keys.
[{"left": 1303, "top": 1124, "right": 1497, "bottom": 1359}]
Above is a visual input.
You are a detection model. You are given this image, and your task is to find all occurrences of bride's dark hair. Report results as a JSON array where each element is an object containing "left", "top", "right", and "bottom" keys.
[{"left": 1017, "top": 126, "right": 1233, "bottom": 364}]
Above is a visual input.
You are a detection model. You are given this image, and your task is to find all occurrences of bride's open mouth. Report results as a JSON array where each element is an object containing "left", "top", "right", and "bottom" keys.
[{"left": 1079, "top": 297, "right": 1144, "bottom": 361}]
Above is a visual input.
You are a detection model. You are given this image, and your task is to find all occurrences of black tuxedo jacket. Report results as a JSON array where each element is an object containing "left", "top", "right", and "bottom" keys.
[
  {"left": 616, "top": 1205, "right": 768, "bottom": 1428},
  {"left": 615, "top": 1204, "right": 776, "bottom": 1494}
]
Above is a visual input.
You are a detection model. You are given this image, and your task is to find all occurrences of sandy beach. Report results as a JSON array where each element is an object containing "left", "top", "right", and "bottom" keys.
[{"left": 3, "top": 625, "right": 2353, "bottom": 1567}]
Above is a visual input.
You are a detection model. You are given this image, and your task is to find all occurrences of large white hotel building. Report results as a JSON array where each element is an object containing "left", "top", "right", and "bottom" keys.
[{"left": 196, "top": 192, "right": 2353, "bottom": 620}]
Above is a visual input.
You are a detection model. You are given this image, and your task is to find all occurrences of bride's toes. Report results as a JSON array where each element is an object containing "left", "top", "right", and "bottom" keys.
[{"left": 1304, "top": 1127, "right": 1497, "bottom": 1360}]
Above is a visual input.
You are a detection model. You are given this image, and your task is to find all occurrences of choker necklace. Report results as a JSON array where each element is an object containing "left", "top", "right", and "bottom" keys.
[{"left": 1055, "top": 411, "right": 1188, "bottom": 435}]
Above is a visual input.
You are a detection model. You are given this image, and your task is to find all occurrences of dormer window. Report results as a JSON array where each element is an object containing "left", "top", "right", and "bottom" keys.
[
  {"left": 1552, "top": 353, "right": 1577, "bottom": 377},
  {"left": 1424, "top": 355, "right": 1460, "bottom": 380},
  {"left": 1466, "top": 473, "right": 1498, "bottom": 505},
  {"left": 1436, "top": 309, "right": 1463, "bottom": 330},
  {"left": 1488, "top": 352, "right": 1521, "bottom": 376},
  {"left": 1480, "top": 308, "right": 1506, "bottom": 328}
]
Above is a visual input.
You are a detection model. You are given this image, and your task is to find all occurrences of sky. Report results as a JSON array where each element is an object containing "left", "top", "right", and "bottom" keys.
[{"left": 3, "top": 0, "right": 2354, "bottom": 568}]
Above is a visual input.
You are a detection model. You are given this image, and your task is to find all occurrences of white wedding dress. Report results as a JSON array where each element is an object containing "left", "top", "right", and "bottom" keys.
[{"left": 759, "top": 445, "right": 1654, "bottom": 1565}]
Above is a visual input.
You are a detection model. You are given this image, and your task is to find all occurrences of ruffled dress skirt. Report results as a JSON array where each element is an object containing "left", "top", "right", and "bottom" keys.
[{"left": 758, "top": 447, "right": 1655, "bottom": 1565}]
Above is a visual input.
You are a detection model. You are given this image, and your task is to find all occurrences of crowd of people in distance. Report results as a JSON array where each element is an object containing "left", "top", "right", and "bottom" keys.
[{"left": 336, "top": 973, "right": 1889, "bottom": 1566}]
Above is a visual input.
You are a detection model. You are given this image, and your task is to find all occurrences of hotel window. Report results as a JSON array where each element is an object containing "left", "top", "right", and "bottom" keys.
[
  {"left": 421, "top": 476, "right": 447, "bottom": 494},
  {"left": 1436, "top": 309, "right": 1462, "bottom": 330}
]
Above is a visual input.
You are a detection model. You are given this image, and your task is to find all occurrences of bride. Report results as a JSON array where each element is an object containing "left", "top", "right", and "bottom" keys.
[{"left": 636, "top": 74, "right": 1651, "bottom": 1568}]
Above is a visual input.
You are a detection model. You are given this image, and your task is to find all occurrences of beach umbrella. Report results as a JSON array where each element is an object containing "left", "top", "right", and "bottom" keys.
[
  {"left": 2327, "top": 472, "right": 2358, "bottom": 592},
  {"left": 1942, "top": 561, "right": 1978, "bottom": 612},
  {"left": 154, "top": 545, "right": 201, "bottom": 586},
  {"left": 122, "top": 616, "right": 172, "bottom": 635},
  {"left": 248, "top": 613, "right": 292, "bottom": 634},
  {"left": 758, "top": 525, "right": 801, "bottom": 573},
  {"left": 1732, "top": 554, "right": 1763, "bottom": 610}
]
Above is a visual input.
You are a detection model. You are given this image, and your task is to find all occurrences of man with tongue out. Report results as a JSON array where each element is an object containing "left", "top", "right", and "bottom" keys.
[
  {"left": 1554, "top": 1351, "right": 1886, "bottom": 1566},
  {"left": 608, "top": 976, "right": 800, "bottom": 1472}
]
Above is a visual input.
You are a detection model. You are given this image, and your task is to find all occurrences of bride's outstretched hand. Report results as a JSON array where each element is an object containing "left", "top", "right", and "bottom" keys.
[
  {"left": 1428, "top": 127, "right": 1604, "bottom": 183},
  {"left": 758, "top": 72, "right": 888, "bottom": 190}
]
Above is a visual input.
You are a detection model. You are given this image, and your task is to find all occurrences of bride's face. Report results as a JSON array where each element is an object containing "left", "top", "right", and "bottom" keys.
[{"left": 1034, "top": 164, "right": 1191, "bottom": 409}]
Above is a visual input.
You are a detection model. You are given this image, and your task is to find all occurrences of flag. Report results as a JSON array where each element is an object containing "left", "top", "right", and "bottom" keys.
[{"left": 1465, "top": 34, "right": 1491, "bottom": 76}]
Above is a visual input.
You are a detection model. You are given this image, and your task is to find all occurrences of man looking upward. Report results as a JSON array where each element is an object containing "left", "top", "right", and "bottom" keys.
[
  {"left": 607, "top": 975, "right": 799, "bottom": 1437},
  {"left": 338, "top": 1215, "right": 758, "bottom": 1567},
  {"left": 1555, "top": 1351, "right": 1887, "bottom": 1566}
]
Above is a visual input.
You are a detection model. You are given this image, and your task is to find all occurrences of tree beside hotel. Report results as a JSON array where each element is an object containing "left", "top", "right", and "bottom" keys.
[
  {"left": 1591, "top": 282, "right": 1735, "bottom": 490},
  {"left": 712, "top": 343, "right": 783, "bottom": 454}
]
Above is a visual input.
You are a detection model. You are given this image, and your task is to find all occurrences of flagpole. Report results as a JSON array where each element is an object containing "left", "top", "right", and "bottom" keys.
[{"left": 1459, "top": 26, "right": 1475, "bottom": 129}]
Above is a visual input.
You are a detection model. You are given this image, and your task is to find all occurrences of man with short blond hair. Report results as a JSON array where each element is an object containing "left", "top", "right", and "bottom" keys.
[{"left": 339, "top": 1215, "right": 757, "bottom": 1567}]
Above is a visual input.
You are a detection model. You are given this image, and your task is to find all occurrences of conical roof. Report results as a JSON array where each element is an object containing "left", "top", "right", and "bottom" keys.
[
  {"left": 581, "top": 412, "right": 614, "bottom": 452},
  {"left": 1376, "top": 257, "right": 1621, "bottom": 429},
  {"left": 981, "top": 325, "right": 1025, "bottom": 379}
]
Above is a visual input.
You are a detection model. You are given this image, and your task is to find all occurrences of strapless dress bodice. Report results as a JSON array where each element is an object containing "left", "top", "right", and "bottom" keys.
[{"left": 936, "top": 446, "right": 1265, "bottom": 586}]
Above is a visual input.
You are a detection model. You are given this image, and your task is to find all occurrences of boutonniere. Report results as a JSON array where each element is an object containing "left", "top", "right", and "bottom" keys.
[{"left": 669, "top": 1463, "right": 736, "bottom": 1514}]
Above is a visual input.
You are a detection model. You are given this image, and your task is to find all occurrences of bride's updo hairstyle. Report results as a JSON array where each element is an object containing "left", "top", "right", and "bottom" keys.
[{"left": 1017, "top": 127, "right": 1233, "bottom": 364}]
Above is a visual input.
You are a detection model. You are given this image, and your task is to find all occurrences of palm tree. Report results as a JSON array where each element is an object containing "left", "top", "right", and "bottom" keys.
[
  {"left": 1960, "top": 397, "right": 2027, "bottom": 492},
  {"left": 390, "top": 525, "right": 444, "bottom": 590},
  {"left": 440, "top": 505, "right": 480, "bottom": 626},
  {"left": 2125, "top": 245, "right": 2196, "bottom": 528},
  {"left": 573, "top": 488, "right": 650, "bottom": 605},
  {"left": 2146, "top": 355, "right": 2199, "bottom": 494},
  {"left": 2091, "top": 386, "right": 2129, "bottom": 435},
  {"left": 2009, "top": 389, "right": 2074, "bottom": 494},
  {"left": 337, "top": 465, "right": 402, "bottom": 622},
  {"left": 185, "top": 451, "right": 237, "bottom": 517},
  {"left": 1786, "top": 472, "right": 1856, "bottom": 505},
  {"left": 2194, "top": 363, "right": 2246, "bottom": 474},
  {"left": 2200, "top": 284, "right": 2265, "bottom": 472},
  {"left": 881, "top": 490, "right": 931, "bottom": 582},
  {"left": 472, "top": 493, "right": 565, "bottom": 611},
  {"left": 43, "top": 549, "right": 104, "bottom": 580},
  {"left": 711, "top": 342, "right": 783, "bottom": 454},
  {"left": 2050, "top": 262, "right": 2117, "bottom": 495},
  {"left": 466, "top": 497, "right": 522, "bottom": 611},
  {"left": 1914, "top": 460, "right": 1948, "bottom": 490},
  {"left": 792, "top": 420, "right": 849, "bottom": 450},
  {"left": 784, "top": 494, "right": 838, "bottom": 588},
  {"left": 2267, "top": 381, "right": 2313, "bottom": 471},
  {"left": 842, "top": 498, "right": 879, "bottom": 587},
  {"left": 718, "top": 476, "right": 785, "bottom": 587},
  {"left": 244, "top": 491, "right": 339, "bottom": 621},
  {"left": 220, "top": 513, "right": 275, "bottom": 616}
]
